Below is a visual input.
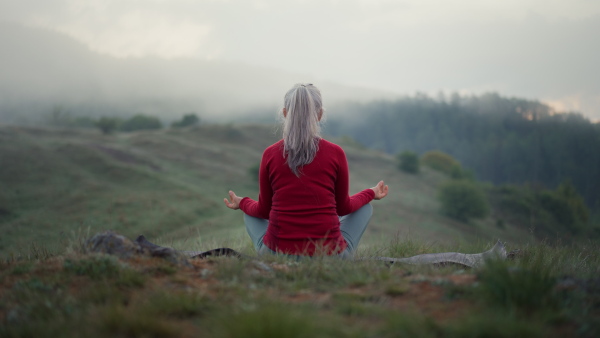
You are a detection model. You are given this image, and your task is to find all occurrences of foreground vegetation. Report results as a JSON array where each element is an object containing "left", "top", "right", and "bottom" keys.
[{"left": 1, "top": 236, "right": 599, "bottom": 337}]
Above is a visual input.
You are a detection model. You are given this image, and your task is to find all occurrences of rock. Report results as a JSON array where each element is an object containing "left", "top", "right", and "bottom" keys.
[
  {"left": 84, "top": 231, "right": 190, "bottom": 266},
  {"left": 84, "top": 231, "right": 141, "bottom": 258}
]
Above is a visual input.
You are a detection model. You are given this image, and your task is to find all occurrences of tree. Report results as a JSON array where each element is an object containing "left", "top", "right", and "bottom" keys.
[
  {"left": 397, "top": 151, "right": 419, "bottom": 174},
  {"left": 438, "top": 180, "right": 489, "bottom": 222},
  {"left": 95, "top": 117, "right": 119, "bottom": 135},
  {"left": 120, "top": 114, "right": 162, "bottom": 132},
  {"left": 172, "top": 113, "right": 200, "bottom": 128},
  {"left": 421, "top": 150, "right": 461, "bottom": 176}
]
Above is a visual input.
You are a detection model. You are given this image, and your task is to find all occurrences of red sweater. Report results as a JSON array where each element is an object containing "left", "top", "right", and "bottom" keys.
[{"left": 239, "top": 139, "right": 375, "bottom": 255}]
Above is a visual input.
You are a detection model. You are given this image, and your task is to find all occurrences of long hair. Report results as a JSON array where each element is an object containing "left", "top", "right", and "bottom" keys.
[{"left": 282, "top": 83, "right": 323, "bottom": 176}]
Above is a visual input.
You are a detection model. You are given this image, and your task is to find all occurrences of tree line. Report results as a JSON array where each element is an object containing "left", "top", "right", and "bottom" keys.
[{"left": 326, "top": 92, "right": 600, "bottom": 208}]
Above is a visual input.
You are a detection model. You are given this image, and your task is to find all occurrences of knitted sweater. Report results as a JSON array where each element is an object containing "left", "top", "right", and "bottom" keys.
[{"left": 239, "top": 139, "right": 374, "bottom": 255}]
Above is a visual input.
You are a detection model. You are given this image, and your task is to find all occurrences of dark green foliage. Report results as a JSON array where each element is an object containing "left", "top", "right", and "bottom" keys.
[
  {"left": 438, "top": 180, "right": 489, "bottom": 221},
  {"left": 325, "top": 93, "right": 600, "bottom": 207},
  {"left": 477, "top": 260, "right": 556, "bottom": 312},
  {"left": 95, "top": 117, "right": 119, "bottom": 134},
  {"left": 449, "top": 166, "right": 474, "bottom": 180},
  {"left": 220, "top": 303, "right": 319, "bottom": 338},
  {"left": 421, "top": 150, "right": 461, "bottom": 176},
  {"left": 171, "top": 113, "right": 200, "bottom": 128},
  {"left": 446, "top": 313, "right": 544, "bottom": 338},
  {"left": 488, "top": 182, "right": 590, "bottom": 235},
  {"left": 99, "top": 305, "right": 180, "bottom": 337},
  {"left": 120, "top": 114, "right": 162, "bottom": 132},
  {"left": 397, "top": 151, "right": 419, "bottom": 174},
  {"left": 248, "top": 162, "right": 260, "bottom": 182},
  {"left": 556, "top": 180, "right": 589, "bottom": 223}
]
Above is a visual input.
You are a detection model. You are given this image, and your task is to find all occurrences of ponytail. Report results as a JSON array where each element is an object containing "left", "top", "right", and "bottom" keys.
[{"left": 282, "top": 83, "right": 323, "bottom": 176}]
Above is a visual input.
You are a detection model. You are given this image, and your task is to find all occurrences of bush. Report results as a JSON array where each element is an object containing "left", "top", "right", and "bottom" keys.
[
  {"left": 248, "top": 162, "right": 260, "bottom": 182},
  {"left": 95, "top": 117, "right": 119, "bottom": 135},
  {"left": 439, "top": 180, "right": 489, "bottom": 221},
  {"left": 556, "top": 180, "right": 589, "bottom": 223},
  {"left": 397, "top": 151, "right": 419, "bottom": 174},
  {"left": 537, "top": 181, "right": 589, "bottom": 233},
  {"left": 171, "top": 113, "right": 200, "bottom": 128},
  {"left": 421, "top": 150, "right": 461, "bottom": 176},
  {"left": 477, "top": 260, "right": 556, "bottom": 312},
  {"left": 120, "top": 114, "right": 162, "bottom": 132}
]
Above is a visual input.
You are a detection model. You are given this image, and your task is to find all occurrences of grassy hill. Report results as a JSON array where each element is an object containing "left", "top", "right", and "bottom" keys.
[
  {"left": 0, "top": 123, "right": 538, "bottom": 257},
  {"left": 1, "top": 124, "right": 599, "bottom": 337}
]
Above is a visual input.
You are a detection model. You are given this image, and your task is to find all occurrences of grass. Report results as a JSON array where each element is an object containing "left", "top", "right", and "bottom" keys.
[
  {"left": 0, "top": 124, "right": 546, "bottom": 258},
  {"left": 0, "top": 235, "right": 599, "bottom": 337},
  {"left": 1, "top": 124, "right": 599, "bottom": 336}
]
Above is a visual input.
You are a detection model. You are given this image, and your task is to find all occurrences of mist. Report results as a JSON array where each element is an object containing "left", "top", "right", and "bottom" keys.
[
  {"left": 0, "top": 23, "right": 399, "bottom": 125},
  {"left": 1, "top": 0, "right": 599, "bottom": 123}
]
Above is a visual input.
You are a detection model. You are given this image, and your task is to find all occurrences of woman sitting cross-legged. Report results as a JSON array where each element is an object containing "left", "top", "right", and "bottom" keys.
[{"left": 224, "top": 83, "right": 388, "bottom": 258}]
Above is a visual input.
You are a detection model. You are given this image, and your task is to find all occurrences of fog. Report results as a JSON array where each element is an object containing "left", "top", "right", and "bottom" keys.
[{"left": 1, "top": 0, "right": 599, "bottom": 122}]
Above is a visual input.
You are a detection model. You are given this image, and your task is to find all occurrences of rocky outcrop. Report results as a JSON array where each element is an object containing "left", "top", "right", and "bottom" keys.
[{"left": 83, "top": 231, "right": 190, "bottom": 266}]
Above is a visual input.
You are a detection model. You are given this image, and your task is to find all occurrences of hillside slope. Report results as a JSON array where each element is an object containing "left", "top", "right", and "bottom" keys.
[{"left": 0, "top": 124, "right": 535, "bottom": 256}]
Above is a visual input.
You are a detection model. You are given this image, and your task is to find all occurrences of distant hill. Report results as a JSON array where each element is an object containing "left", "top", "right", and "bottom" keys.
[
  {"left": 0, "top": 123, "right": 538, "bottom": 256},
  {"left": 0, "top": 23, "right": 396, "bottom": 125}
]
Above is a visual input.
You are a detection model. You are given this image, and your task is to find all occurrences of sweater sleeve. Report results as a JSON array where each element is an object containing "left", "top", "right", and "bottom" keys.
[
  {"left": 239, "top": 149, "right": 272, "bottom": 219},
  {"left": 335, "top": 147, "right": 375, "bottom": 216}
]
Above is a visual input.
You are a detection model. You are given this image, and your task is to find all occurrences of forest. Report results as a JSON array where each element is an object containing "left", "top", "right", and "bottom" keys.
[{"left": 325, "top": 93, "right": 600, "bottom": 209}]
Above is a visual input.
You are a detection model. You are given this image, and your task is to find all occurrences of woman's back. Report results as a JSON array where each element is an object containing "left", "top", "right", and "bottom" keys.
[
  {"left": 240, "top": 138, "right": 374, "bottom": 255},
  {"left": 224, "top": 83, "right": 388, "bottom": 257}
]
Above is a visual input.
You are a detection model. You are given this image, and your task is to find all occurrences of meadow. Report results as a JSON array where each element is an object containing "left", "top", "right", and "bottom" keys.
[
  {"left": 1, "top": 124, "right": 598, "bottom": 337},
  {"left": 0, "top": 123, "right": 535, "bottom": 258}
]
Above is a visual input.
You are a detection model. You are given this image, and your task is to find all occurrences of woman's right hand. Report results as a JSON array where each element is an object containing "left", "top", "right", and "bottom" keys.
[
  {"left": 224, "top": 190, "right": 243, "bottom": 210},
  {"left": 371, "top": 180, "right": 389, "bottom": 200}
]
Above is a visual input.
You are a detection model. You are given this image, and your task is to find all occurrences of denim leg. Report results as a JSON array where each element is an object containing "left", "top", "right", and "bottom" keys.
[
  {"left": 339, "top": 203, "right": 373, "bottom": 255},
  {"left": 243, "top": 213, "right": 269, "bottom": 252}
]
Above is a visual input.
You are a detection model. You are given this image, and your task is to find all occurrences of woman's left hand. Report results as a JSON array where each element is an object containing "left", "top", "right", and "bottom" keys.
[
  {"left": 224, "top": 190, "right": 243, "bottom": 210},
  {"left": 371, "top": 180, "right": 389, "bottom": 200}
]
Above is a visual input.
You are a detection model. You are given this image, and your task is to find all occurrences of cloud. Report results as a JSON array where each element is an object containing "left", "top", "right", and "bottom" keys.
[{"left": 1, "top": 0, "right": 599, "bottom": 118}]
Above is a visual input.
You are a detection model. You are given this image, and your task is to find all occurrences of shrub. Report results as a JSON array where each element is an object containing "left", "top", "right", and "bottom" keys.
[
  {"left": 171, "top": 113, "right": 200, "bottom": 128},
  {"left": 537, "top": 181, "right": 589, "bottom": 233},
  {"left": 397, "top": 151, "right": 419, "bottom": 174},
  {"left": 120, "top": 114, "right": 162, "bottom": 132},
  {"left": 248, "top": 162, "right": 260, "bottom": 182},
  {"left": 477, "top": 260, "right": 556, "bottom": 313},
  {"left": 556, "top": 180, "right": 589, "bottom": 223},
  {"left": 421, "top": 150, "right": 461, "bottom": 175},
  {"left": 439, "top": 180, "right": 489, "bottom": 221},
  {"left": 95, "top": 117, "right": 119, "bottom": 135}
]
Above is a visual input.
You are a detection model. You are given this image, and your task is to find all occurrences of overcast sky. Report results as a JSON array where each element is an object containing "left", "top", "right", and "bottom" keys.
[{"left": 1, "top": 0, "right": 600, "bottom": 119}]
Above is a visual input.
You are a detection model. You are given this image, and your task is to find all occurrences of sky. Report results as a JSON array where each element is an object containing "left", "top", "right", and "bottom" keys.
[{"left": 1, "top": 0, "right": 600, "bottom": 119}]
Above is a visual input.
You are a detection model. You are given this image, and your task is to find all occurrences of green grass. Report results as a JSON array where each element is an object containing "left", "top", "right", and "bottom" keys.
[
  {"left": 0, "top": 235, "right": 599, "bottom": 337},
  {"left": 0, "top": 124, "right": 543, "bottom": 258},
  {"left": 1, "top": 123, "right": 599, "bottom": 336},
  {"left": 0, "top": 237, "right": 600, "bottom": 337}
]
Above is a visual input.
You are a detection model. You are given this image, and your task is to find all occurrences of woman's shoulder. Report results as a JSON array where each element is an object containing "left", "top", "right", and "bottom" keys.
[
  {"left": 264, "top": 139, "right": 284, "bottom": 155},
  {"left": 319, "top": 138, "right": 342, "bottom": 150},
  {"left": 319, "top": 138, "right": 345, "bottom": 155}
]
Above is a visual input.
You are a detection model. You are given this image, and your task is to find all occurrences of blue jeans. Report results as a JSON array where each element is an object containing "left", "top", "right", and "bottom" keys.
[{"left": 243, "top": 203, "right": 373, "bottom": 260}]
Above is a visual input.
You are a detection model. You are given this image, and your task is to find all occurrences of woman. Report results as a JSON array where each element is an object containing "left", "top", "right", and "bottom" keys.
[{"left": 224, "top": 83, "right": 388, "bottom": 258}]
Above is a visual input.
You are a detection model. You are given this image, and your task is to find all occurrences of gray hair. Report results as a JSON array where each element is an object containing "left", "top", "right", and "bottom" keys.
[{"left": 282, "top": 83, "right": 323, "bottom": 176}]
